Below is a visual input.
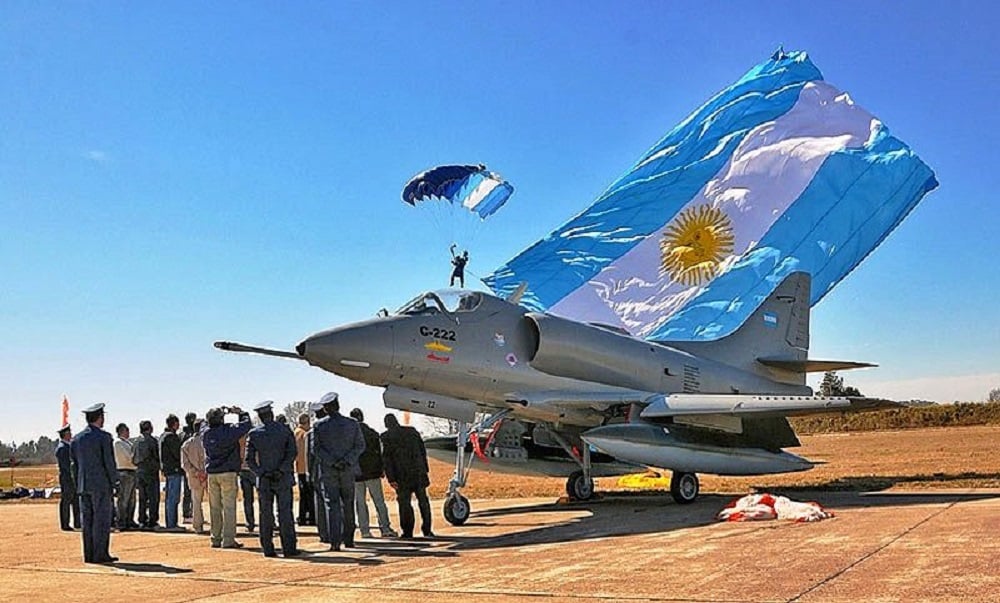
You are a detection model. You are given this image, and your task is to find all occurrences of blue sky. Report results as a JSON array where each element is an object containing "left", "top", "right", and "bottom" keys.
[{"left": 2, "top": 1, "right": 998, "bottom": 442}]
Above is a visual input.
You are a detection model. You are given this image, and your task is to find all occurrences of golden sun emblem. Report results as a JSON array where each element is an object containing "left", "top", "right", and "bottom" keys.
[{"left": 660, "top": 204, "right": 735, "bottom": 286}]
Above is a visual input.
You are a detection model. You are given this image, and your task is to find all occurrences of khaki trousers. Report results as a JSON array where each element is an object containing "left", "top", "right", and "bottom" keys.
[{"left": 207, "top": 472, "right": 238, "bottom": 546}]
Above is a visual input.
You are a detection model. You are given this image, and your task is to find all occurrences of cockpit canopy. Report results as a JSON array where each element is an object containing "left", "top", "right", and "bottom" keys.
[{"left": 396, "top": 289, "right": 484, "bottom": 315}]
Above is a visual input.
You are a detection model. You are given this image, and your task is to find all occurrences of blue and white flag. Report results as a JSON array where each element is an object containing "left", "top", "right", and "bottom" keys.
[{"left": 484, "top": 50, "right": 937, "bottom": 341}]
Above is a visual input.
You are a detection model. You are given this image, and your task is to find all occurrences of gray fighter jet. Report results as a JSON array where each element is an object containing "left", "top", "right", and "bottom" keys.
[{"left": 216, "top": 271, "right": 889, "bottom": 525}]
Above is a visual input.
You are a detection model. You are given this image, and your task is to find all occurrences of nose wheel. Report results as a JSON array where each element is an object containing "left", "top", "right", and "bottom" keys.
[
  {"left": 443, "top": 493, "right": 471, "bottom": 526},
  {"left": 442, "top": 411, "right": 512, "bottom": 527}
]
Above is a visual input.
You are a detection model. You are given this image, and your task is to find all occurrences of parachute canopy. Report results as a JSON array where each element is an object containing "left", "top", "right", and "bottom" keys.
[
  {"left": 484, "top": 50, "right": 937, "bottom": 341},
  {"left": 402, "top": 164, "right": 514, "bottom": 219}
]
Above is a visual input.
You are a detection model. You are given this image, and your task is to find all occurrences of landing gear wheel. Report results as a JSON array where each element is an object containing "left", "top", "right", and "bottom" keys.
[
  {"left": 443, "top": 494, "right": 471, "bottom": 526},
  {"left": 566, "top": 469, "right": 595, "bottom": 501},
  {"left": 670, "top": 472, "right": 699, "bottom": 504}
]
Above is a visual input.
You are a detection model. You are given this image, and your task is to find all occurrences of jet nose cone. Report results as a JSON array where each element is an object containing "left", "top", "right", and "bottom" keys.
[{"left": 297, "top": 320, "right": 394, "bottom": 383}]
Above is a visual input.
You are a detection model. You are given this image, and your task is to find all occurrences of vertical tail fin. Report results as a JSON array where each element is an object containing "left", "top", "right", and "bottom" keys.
[{"left": 662, "top": 272, "right": 810, "bottom": 384}]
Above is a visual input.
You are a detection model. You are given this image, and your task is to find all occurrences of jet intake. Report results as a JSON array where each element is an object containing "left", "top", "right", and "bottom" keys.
[{"left": 526, "top": 313, "right": 666, "bottom": 390}]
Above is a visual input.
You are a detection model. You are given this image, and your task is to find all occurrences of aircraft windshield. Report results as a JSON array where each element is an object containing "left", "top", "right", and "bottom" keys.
[{"left": 396, "top": 290, "right": 483, "bottom": 315}]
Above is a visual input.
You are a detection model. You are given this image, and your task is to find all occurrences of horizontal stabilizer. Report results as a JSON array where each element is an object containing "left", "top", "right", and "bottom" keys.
[
  {"left": 757, "top": 358, "right": 877, "bottom": 373},
  {"left": 641, "top": 394, "right": 900, "bottom": 419},
  {"left": 213, "top": 341, "right": 302, "bottom": 360}
]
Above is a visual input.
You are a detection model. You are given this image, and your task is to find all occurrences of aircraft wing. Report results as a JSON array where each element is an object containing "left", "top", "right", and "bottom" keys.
[{"left": 640, "top": 394, "right": 901, "bottom": 419}]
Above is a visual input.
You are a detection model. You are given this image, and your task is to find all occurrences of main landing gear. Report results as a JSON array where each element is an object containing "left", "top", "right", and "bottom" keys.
[
  {"left": 670, "top": 471, "right": 699, "bottom": 504},
  {"left": 443, "top": 410, "right": 511, "bottom": 526},
  {"left": 547, "top": 429, "right": 594, "bottom": 502}
]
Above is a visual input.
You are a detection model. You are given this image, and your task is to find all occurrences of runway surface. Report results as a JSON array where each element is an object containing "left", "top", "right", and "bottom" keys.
[{"left": 2, "top": 489, "right": 999, "bottom": 602}]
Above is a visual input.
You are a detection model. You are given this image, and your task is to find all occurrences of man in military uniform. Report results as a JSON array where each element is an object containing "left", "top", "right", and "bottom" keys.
[
  {"left": 55, "top": 425, "right": 80, "bottom": 531},
  {"left": 245, "top": 401, "right": 300, "bottom": 558},
  {"left": 307, "top": 401, "right": 330, "bottom": 544},
  {"left": 311, "top": 392, "right": 365, "bottom": 551},
  {"left": 70, "top": 403, "right": 119, "bottom": 563},
  {"left": 382, "top": 413, "right": 434, "bottom": 539}
]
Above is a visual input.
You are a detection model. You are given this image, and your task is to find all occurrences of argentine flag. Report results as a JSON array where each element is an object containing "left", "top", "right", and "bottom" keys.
[{"left": 484, "top": 50, "right": 937, "bottom": 341}]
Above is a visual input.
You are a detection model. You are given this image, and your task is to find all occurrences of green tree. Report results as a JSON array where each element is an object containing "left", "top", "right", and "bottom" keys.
[
  {"left": 282, "top": 401, "right": 311, "bottom": 425},
  {"left": 988, "top": 388, "right": 1000, "bottom": 403},
  {"left": 819, "top": 371, "right": 862, "bottom": 397}
]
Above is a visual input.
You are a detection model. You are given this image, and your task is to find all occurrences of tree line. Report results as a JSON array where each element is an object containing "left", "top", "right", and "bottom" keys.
[{"left": 1, "top": 436, "right": 58, "bottom": 466}]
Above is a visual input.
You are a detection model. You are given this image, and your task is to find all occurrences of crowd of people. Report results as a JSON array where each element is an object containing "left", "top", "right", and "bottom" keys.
[{"left": 56, "top": 393, "right": 433, "bottom": 563}]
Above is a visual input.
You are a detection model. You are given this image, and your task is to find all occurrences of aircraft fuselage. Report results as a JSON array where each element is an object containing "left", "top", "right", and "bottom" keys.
[{"left": 295, "top": 289, "right": 809, "bottom": 428}]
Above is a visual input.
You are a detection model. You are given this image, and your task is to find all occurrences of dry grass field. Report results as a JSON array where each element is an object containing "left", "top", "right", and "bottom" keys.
[{"left": 6, "top": 425, "right": 998, "bottom": 500}]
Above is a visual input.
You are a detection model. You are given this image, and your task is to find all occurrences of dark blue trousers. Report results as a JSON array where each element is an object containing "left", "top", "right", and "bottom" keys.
[
  {"left": 59, "top": 479, "right": 80, "bottom": 529},
  {"left": 239, "top": 469, "right": 256, "bottom": 529},
  {"left": 321, "top": 469, "right": 356, "bottom": 547},
  {"left": 258, "top": 476, "right": 297, "bottom": 555},
  {"left": 80, "top": 491, "right": 112, "bottom": 562},
  {"left": 313, "top": 479, "right": 329, "bottom": 543}
]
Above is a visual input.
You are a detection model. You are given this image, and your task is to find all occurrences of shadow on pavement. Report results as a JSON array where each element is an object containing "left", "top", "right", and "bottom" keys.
[
  {"left": 446, "top": 479, "right": 1000, "bottom": 551},
  {"left": 112, "top": 562, "right": 193, "bottom": 574}
]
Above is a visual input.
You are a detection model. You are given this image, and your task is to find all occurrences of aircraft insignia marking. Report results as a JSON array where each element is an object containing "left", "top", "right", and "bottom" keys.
[
  {"left": 763, "top": 311, "right": 779, "bottom": 328},
  {"left": 426, "top": 353, "right": 451, "bottom": 364},
  {"left": 494, "top": 332, "right": 506, "bottom": 347},
  {"left": 424, "top": 341, "right": 453, "bottom": 353},
  {"left": 505, "top": 352, "right": 518, "bottom": 367}
]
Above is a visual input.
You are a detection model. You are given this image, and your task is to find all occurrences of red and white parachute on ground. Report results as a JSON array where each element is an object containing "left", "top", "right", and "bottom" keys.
[{"left": 717, "top": 493, "right": 834, "bottom": 523}]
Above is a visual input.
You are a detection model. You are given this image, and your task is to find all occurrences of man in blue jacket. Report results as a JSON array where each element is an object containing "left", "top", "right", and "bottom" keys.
[
  {"left": 311, "top": 392, "right": 365, "bottom": 551},
  {"left": 56, "top": 424, "right": 80, "bottom": 531},
  {"left": 202, "top": 405, "right": 252, "bottom": 549},
  {"left": 70, "top": 403, "right": 119, "bottom": 564},
  {"left": 246, "top": 401, "right": 300, "bottom": 558},
  {"left": 307, "top": 402, "right": 330, "bottom": 544}
]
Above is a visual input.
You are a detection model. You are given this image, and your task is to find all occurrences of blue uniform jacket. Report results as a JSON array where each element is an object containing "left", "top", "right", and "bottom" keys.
[
  {"left": 56, "top": 439, "right": 75, "bottom": 488},
  {"left": 245, "top": 419, "right": 297, "bottom": 488},
  {"left": 202, "top": 414, "right": 252, "bottom": 474},
  {"left": 70, "top": 424, "right": 118, "bottom": 495},
  {"left": 311, "top": 413, "right": 365, "bottom": 474}
]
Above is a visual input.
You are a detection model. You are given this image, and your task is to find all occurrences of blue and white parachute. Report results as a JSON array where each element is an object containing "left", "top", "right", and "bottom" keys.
[
  {"left": 484, "top": 50, "right": 937, "bottom": 341},
  {"left": 402, "top": 164, "right": 514, "bottom": 219}
]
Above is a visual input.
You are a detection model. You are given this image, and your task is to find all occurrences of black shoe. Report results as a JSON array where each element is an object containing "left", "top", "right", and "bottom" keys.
[
  {"left": 422, "top": 531, "right": 436, "bottom": 538},
  {"left": 61, "top": 526, "right": 73, "bottom": 531},
  {"left": 94, "top": 556, "right": 119, "bottom": 564},
  {"left": 263, "top": 550, "right": 277, "bottom": 558},
  {"left": 283, "top": 549, "right": 303, "bottom": 557},
  {"left": 329, "top": 543, "right": 341, "bottom": 552},
  {"left": 343, "top": 540, "right": 355, "bottom": 548}
]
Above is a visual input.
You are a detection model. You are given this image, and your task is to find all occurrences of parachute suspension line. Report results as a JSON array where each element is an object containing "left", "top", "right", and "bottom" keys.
[{"left": 401, "top": 163, "right": 515, "bottom": 277}]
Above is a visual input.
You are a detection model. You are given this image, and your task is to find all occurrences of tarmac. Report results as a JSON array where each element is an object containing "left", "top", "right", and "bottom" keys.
[{"left": 2, "top": 490, "right": 999, "bottom": 602}]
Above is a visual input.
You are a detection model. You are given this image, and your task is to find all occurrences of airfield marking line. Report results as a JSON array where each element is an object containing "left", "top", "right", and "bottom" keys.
[{"left": 784, "top": 496, "right": 963, "bottom": 603}]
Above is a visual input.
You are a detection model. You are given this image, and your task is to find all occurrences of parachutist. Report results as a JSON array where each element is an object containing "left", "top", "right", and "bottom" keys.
[{"left": 450, "top": 246, "right": 469, "bottom": 288}]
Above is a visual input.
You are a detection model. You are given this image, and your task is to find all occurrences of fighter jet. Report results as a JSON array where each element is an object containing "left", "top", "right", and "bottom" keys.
[{"left": 215, "top": 271, "right": 891, "bottom": 526}]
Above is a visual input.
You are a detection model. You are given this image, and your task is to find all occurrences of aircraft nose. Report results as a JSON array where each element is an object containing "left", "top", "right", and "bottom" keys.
[{"left": 296, "top": 321, "right": 394, "bottom": 381}]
